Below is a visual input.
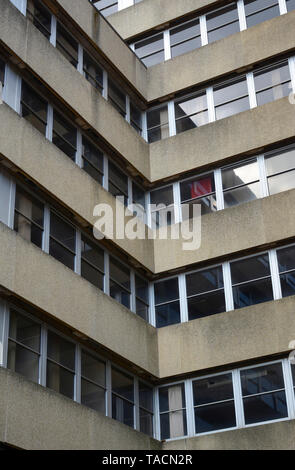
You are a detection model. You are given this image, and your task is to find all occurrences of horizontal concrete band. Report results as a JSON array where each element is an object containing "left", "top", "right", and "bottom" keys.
[{"left": 0, "top": 367, "right": 161, "bottom": 450}]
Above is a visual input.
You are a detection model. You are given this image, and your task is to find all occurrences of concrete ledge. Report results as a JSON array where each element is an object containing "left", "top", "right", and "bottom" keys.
[
  {"left": 0, "top": 223, "right": 159, "bottom": 376},
  {"left": 0, "top": 367, "right": 161, "bottom": 449},
  {"left": 157, "top": 296, "right": 295, "bottom": 378},
  {"left": 163, "top": 419, "right": 295, "bottom": 450}
]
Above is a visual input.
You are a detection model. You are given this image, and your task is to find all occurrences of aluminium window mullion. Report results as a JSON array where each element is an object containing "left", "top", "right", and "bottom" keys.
[
  {"left": 154, "top": 387, "right": 161, "bottom": 440},
  {"left": 76, "top": 130, "right": 83, "bottom": 167},
  {"left": 214, "top": 168, "right": 224, "bottom": 210},
  {"left": 164, "top": 30, "right": 171, "bottom": 61},
  {"left": 288, "top": 57, "right": 295, "bottom": 94},
  {"left": 104, "top": 251, "right": 110, "bottom": 295},
  {"left": 126, "top": 95, "right": 131, "bottom": 124},
  {"left": 200, "top": 15, "right": 208, "bottom": 46},
  {"left": 75, "top": 229, "right": 82, "bottom": 275},
  {"left": 269, "top": 249, "right": 282, "bottom": 300},
  {"left": 246, "top": 72, "right": 257, "bottom": 108},
  {"left": 102, "top": 70, "right": 108, "bottom": 100},
  {"left": 179, "top": 274, "right": 188, "bottom": 323},
  {"left": 8, "top": 179, "right": 16, "bottom": 230},
  {"left": 77, "top": 44, "right": 83, "bottom": 74},
  {"left": 50, "top": 15, "right": 57, "bottom": 47},
  {"left": 106, "top": 360, "right": 112, "bottom": 417},
  {"left": 43, "top": 204, "right": 50, "bottom": 254},
  {"left": 134, "top": 376, "right": 140, "bottom": 431},
  {"left": 128, "top": 177, "right": 133, "bottom": 207},
  {"left": 223, "top": 261, "right": 235, "bottom": 311},
  {"left": 46, "top": 104, "right": 53, "bottom": 141},
  {"left": 130, "top": 270, "right": 136, "bottom": 313},
  {"left": 173, "top": 182, "right": 182, "bottom": 223},
  {"left": 278, "top": 0, "right": 288, "bottom": 14},
  {"left": 206, "top": 86, "right": 215, "bottom": 122},
  {"left": 168, "top": 100, "right": 176, "bottom": 136},
  {"left": 237, "top": 0, "right": 247, "bottom": 31},
  {"left": 75, "top": 344, "right": 82, "bottom": 403},
  {"left": 142, "top": 111, "right": 148, "bottom": 141},
  {"left": 185, "top": 379, "right": 195, "bottom": 437},
  {"left": 232, "top": 369, "right": 245, "bottom": 427},
  {"left": 0, "top": 301, "right": 9, "bottom": 368},
  {"left": 40, "top": 324, "right": 48, "bottom": 387},
  {"left": 103, "top": 154, "right": 109, "bottom": 191},
  {"left": 149, "top": 282, "right": 156, "bottom": 326},
  {"left": 257, "top": 154, "right": 269, "bottom": 198},
  {"left": 283, "top": 358, "right": 295, "bottom": 419}
]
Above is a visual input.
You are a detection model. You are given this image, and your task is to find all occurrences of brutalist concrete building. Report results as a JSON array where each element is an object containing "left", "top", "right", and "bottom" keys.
[{"left": 0, "top": 0, "right": 295, "bottom": 450}]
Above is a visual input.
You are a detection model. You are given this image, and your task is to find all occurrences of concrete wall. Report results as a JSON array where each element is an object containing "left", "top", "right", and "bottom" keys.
[
  {"left": 0, "top": 223, "right": 159, "bottom": 376},
  {"left": 157, "top": 296, "right": 295, "bottom": 378},
  {"left": 0, "top": 0, "right": 150, "bottom": 178},
  {"left": 147, "top": 11, "right": 295, "bottom": 101},
  {"left": 0, "top": 367, "right": 161, "bottom": 450},
  {"left": 163, "top": 419, "right": 295, "bottom": 450}
]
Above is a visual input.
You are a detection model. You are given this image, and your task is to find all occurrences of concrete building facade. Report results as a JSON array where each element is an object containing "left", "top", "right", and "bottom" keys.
[{"left": 0, "top": 0, "right": 295, "bottom": 449}]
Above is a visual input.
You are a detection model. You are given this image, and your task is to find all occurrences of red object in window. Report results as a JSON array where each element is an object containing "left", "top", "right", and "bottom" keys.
[{"left": 190, "top": 177, "right": 212, "bottom": 199}]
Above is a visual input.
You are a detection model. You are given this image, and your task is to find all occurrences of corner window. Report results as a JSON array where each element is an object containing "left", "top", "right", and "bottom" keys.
[
  {"left": 7, "top": 309, "right": 41, "bottom": 383},
  {"left": 112, "top": 368, "right": 134, "bottom": 428},
  {"left": 82, "top": 136, "right": 104, "bottom": 185},
  {"left": 154, "top": 278, "right": 180, "bottom": 328},
  {"left": 109, "top": 257, "right": 131, "bottom": 308},
  {"left": 180, "top": 173, "right": 216, "bottom": 217},
  {"left": 83, "top": 51, "right": 104, "bottom": 94},
  {"left": 56, "top": 22, "right": 78, "bottom": 68},
  {"left": 108, "top": 80, "right": 126, "bottom": 118},
  {"left": 277, "top": 245, "right": 295, "bottom": 298},
  {"left": 21, "top": 81, "right": 48, "bottom": 135},
  {"left": 240, "top": 362, "right": 288, "bottom": 425},
  {"left": 46, "top": 330, "right": 76, "bottom": 399},
  {"left": 150, "top": 185, "right": 174, "bottom": 228},
  {"left": 49, "top": 211, "right": 76, "bottom": 270},
  {"left": 213, "top": 76, "right": 250, "bottom": 120},
  {"left": 134, "top": 33, "right": 164, "bottom": 67},
  {"left": 139, "top": 382, "right": 154, "bottom": 436},
  {"left": 170, "top": 18, "right": 201, "bottom": 59},
  {"left": 14, "top": 186, "right": 44, "bottom": 249},
  {"left": 108, "top": 161, "right": 128, "bottom": 205},
  {"left": 81, "top": 350, "right": 106, "bottom": 413},
  {"left": 193, "top": 373, "right": 236, "bottom": 434},
  {"left": 135, "top": 275, "right": 149, "bottom": 321},
  {"left": 186, "top": 266, "right": 225, "bottom": 321},
  {"left": 147, "top": 104, "right": 169, "bottom": 142},
  {"left": 27, "top": 0, "right": 52, "bottom": 39},
  {"left": 206, "top": 3, "right": 240, "bottom": 44},
  {"left": 175, "top": 92, "right": 208, "bottom": 134},
  {"left": 81, "top": 235, "right": 104, "bottom": 291},
  {"left": 130, "top": 101, "right": 142, "bottom": 135},
  {"left": 254, "top": 61, "right": 291, "bottom": 106},
  {"left": 230, "top": 253, "right": 273, "bottom": 309},
  {"left": 265, "top": 145, "right": 295, "bottom": 195},
  {"left": 244, "top": 0, "right": 280, "bottom": 28},
  {"left": 132, "top": 182, "right": 146, "bottom": 221},
  {"left": 159, "top": 383, "right": 187, "bottom": 440},
  {"left": 52, "top": 109, "right": 77, "bottom": 160},
  {"left": 221, "top": 159, "right": 260, "bottom": 208}
]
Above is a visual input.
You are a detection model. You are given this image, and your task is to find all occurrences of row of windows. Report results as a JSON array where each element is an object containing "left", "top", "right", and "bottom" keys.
[
  {"left": 91, "top": 0, "right": 143, "bottom": 17},
  {"left": 0, "top": 302, "right": 154, "bottom": 436},
  {"left": 156, "top": 359, "right": 295, "bottom": 440},
  {"left": 146, "top": 55, "right": 295, "bottom": 142},
  {"left": 25, "top": 0, "right": 144, "bottom": 135},
  {"left": 153, "top": 243, "right": 295, "bottom": 327},
  {"left": 148, "top": 143, "right": 295, "bottom": 226},
  {"left": 131, "top": 0, "right": 295, "bottom": 67},
  {"left": 1, "top": 175, "right": 150, "bottom": 321}
]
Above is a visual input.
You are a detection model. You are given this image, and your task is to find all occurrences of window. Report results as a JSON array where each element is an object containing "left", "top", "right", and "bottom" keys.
[
  {"left": 244, "top": 0, "right": 280, "bottom": 28},
  {"left": 108, "top": 161, "right": 129, "bottom": 205},
  {"left": 14, "top": 186, "right": 44, "bottom": 249},
  {"left": 206, "top": 3, "right": 240, "bottom": 44},
  {"left": 81, "top": 350, "right": 106, "bottom": 413},
  {"left": 108, "top": 80, "right": 126, "bottom": 118},
  {"left": 27, "top": 0, "right": 51, "bottom": 39},
  {"left": 154, "top": 278, "right": 180, "bottom": 327},
  {"left": 81, "top": 235, "right": 104, "bottom": 291},
  {"left": 82, "top": 136, "right": 104, "bottom": 185},
  {"left": 46, "top": 330, "right": 76, "bottom": 399},
  {"left": 159, "top": 383, "right": 187, "bottom": 440},
  {"left": 112, "top": 368, "right": 134, "bottom": 428},
  {"left": 265, "top": 145, "right": 295, "bottom": 195},
  {"left": 83, "top": 51, "right": 104, "bottom": 94},
  {"left": 134, "top": 33, "right": 164, "bottom": 67},
  {"left": 135, "top": 275, "right": 149, "bottom": 321},
  {"left": 49, "top": 212, "right": 76, "bottom": 270},
  {"left": 230, "top": 253, "right": 273, "bottom": 309},
  {"left": 213, "top": 76, "right": 250, "bottom": 120},
  {"left": 52, "top": 109, "right": 77, "bottom": 160},
  {"left": 139, "top": 382, "right": 154, "bottom": 436},
  {"left": 186, "top": 266, "right": 225, "bottom": 321},
  {"left": 277, "top": 245, "right": 295, "bottom": 298},
  {"left": 221, "top": 159, "right": 261, "bottom": 208},
  {"left": 146, "top": 104, "right": 169, "bottom": 142},
  {"left": 150, "top": 185, "right": 175, "bottom": 228},
  {"left": 193, "top": 373, "right": 236, "bottom": 434},
  {"left": 174, "top": 91, "right": 208, "bottom": 134},
  {"left": 56, "top": 22, "right": 78, "bottom": 68},
  {"left": 170, "top": 18, "right": 201, "bottom": 59},
  {"left": 286, "top": 0, "right": 295, "bottom": 11},
  {"left": 7, "top": 309, "right": 41, "bottom": 383},
  {"left": 132, "top": 182, "right": 146, "bottom": 221},
  {"left": 130, "top": 101, "right": 142, "bottom": 134},
  {"left": 109, "top": 257, "right": 131, "bottom": 308},
  {"left": 93, "top": 0, "right": 118, "bottom": 17},
  {"left": 240, "top": 362, "right": 288, "bottom": 425},
  {"left": 21, "top": 81, "right": 48, "bottom": 135},
  {"left": 254, "top": 61, "right": 291, "bottom": 106},
  {"left": 180, "top": 173, "right": 216, "bottom": 218}
]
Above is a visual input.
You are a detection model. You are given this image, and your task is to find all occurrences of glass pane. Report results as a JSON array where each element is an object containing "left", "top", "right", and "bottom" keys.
[
  {"left": 222, "top": 160, "right": 259, "bottom": 189},
  {"left": 140, "top": 409, "right": 153, "bottom": 436},
  {"left": 53, "top": 110, "right": 77, "bottom": 160},
  {"left": 14, "top": 187, "right": 44, "bottom": 248},
  {"left": 224, "top": 182, "right": 261, "bottom": 207},
  {"left": 93, "top": 0, "right": 118, "bottom": 16},
  {"left": 83, "top": 51, "right": 103, "bottom": 93},
  {"left": 180, "top": 174, "right": 215, "bottom": 203},
  {"left": 112, "top": 395, "right": 134, "bottom": 427},
  {"left": 8, "top": 341, "right": 39, "bottom": 383},
  {"left": 56, "top": 22, "right": 78, "bottom": 67},
  {"left": 277, "top": 245, "right": 295, "bottom": 273},
  {"left": 139, "top": 382, "right": 153, "bottom": 412},
  {"left": 170, "top": 19, "right": 201, "bottom": 58},
  {"left": 193, "top": 373, "right": 234, "bottom": 406},
  {"left": 81, "top": 350, "right": 105, "bottom": 386},
  {"left": 81, "top": 236, "right": 104, "bottom": 271},
  {"left": 81, "top": 378, "right": 105, "bottom": 413},
  {"left": 187, "top": 290, "right": 226, "bottom": 320},
  {"left": 110, "top": 257, "right": 130, "bottom": 290},
  {"left": 136, "top": 298, "right": 149, "bottom": 321},
  {"left": 21, "top": 81, "right": 48, "bottom": 132},
  {"left": 150, "top": 186, "right": 173, "bottom": 207},
  {"left": 112, "top": 368, "right": 134, "bottom": 402},
  {"left": 46, "top": 361, "right": 74, "bottom": 399},
  {"left": 244, "top": 0, "right": 280, "bottom": 28},
  {"left": 130, "top": 102, "right": 142, "bottom": 133},
  {"left": 47, "top": 330, "right": 75, "bottom": 370},
  {"left": 195, "top": 401, "right": 236, "bottom": 434},
  {"left": 147, "top": 105, "right": 169, "bottom": 142},
  {"left": 286, "top": 0, "right": 295, "bottom": 11},
  {"left": 159, "top": 383, "right": 186, "bottom": 412},
  {"left": 50, "top": 212, "right": 75, "bottom": 251},
  {"left": 27, "top": 0, "right": 51, "bottom": 39},
  {"left": 49, "top": 238, "right": 75, "bottom": 270},
  {"left": 233, "top": 277, "right": 273, "bottom": 308},
  {"left": 108, "top": 80, "right": 126, "bottom": 117},
  {"left": 175, "top": 93, "right": 208, "bottom": 127},
  {"left": 14, "top": 213, "right": 43, "bottom": 248},
  {"left": 9, "top": 309, "right": 40, "bottom": 351},
  {"left": 108, "top": 161, "right": 128, "bottom": 199},
  {"left": 280, "top": 272, "right": 295, "bottom": 297},
  {"left": 268, "top": 171, "right": 295, "bottom": 195},
  {"left": 135, "top": 275, "right": 149, "bottom": 303},
  {"left": 241, "top": 362, "right": 285, "bottom": 394},
  {"left": 265, "top": 146, "right": 295, "bottom": 176},
  {"left": 154, "top": 278, "right": 179, "bottom": 304},
  {"left": 206, "top": 3, "right": 240, "bottom": 43},
  {"left": 214, "top": 78, "right": 249, "bottom": 120},
  {"left": 254, "top": 63, "right": 290, "bottom": 106},
  {"left": 230, "top": 254, "right": 270, "bottom": 284},
  {"left": 132, "top": 183, "right": 145, "bottom": 208},
  {"left": 134, "top": 33, "right": 164, "bottom": 66},
  {"left": 82, "top": 137, "right": 103, "bottom": 184},
  {"left": 156, "top": 301, "right": 181, "bottom": 327},
  {"left": 81, "top": 262, "right": 104, "bottom": 290},
  {"left": 160, "top": 411, "right": 187, "bottom": 440},
  {"left": 243, "top": 391, "right": 288, "bottom": 424},
  {"left": 110, "top": 281, "right": 130, "bottom": 308},
  {"left": 186, "top": 266, "right": 223, "bottom": 296}
]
